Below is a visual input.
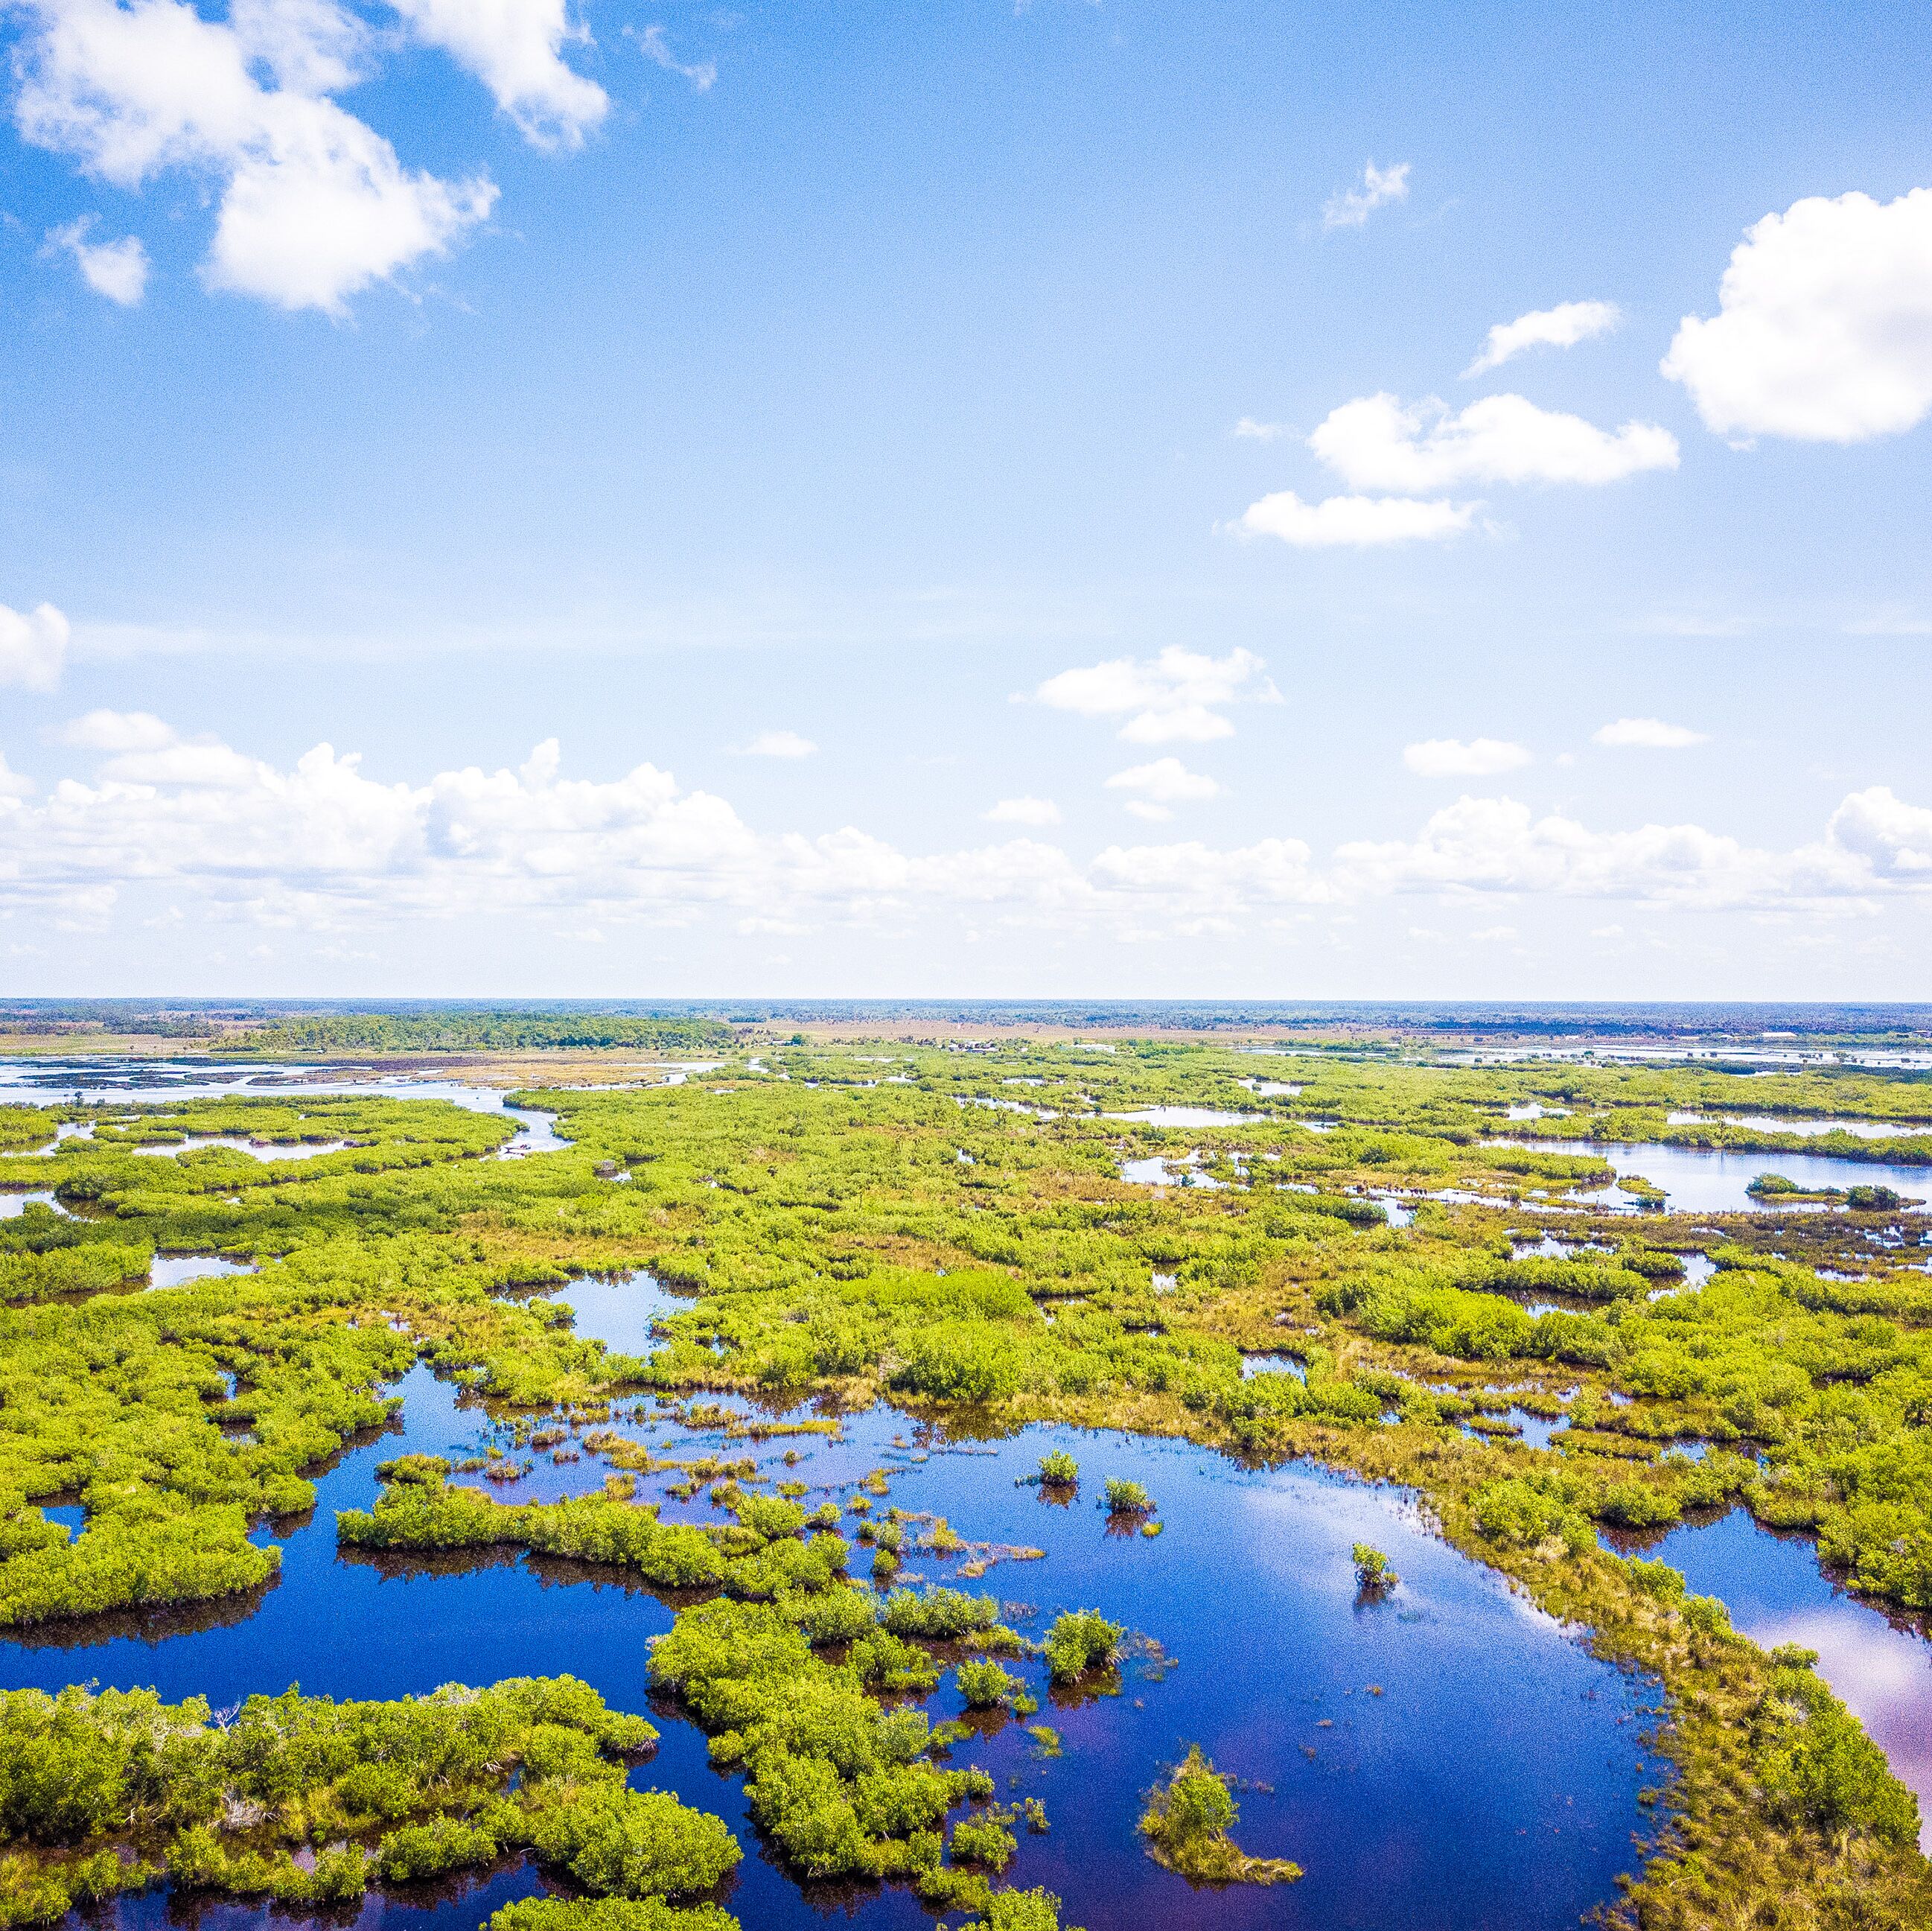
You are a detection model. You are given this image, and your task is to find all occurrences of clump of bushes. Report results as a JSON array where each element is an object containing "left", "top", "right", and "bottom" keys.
[
  {"left": 1042, "top": 1610, "right": 1122, "bottom": 1683},
  {"left": 1351, "top": 1543, "right": 1397, "bottom": 1592},
  {"left": 1103, "top": 1479, "right": 1153, "bottom": 1517},
  {"left": 956, "top": 1661, "right": 1023, "bottom": 1710},
  {"left": 1753, "top": 1658, "right": 1919, "bottom": 1846},
  {"left": 648, "top": 1595, "right": 999, "bottom": 1885},
  {"left": 1138, "top": 1746, "right": 1300, "bottom": 1886},
  {"left": 0, "top": 1676, "right": 728, "bottom": 1926}
]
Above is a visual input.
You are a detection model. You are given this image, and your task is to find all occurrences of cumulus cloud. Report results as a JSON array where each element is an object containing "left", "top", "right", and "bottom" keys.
[
  {"left": 1593, "top": 717, "right": 1709, "bottom": 749},
  {"left": 54, "top": 708, "right": 175, "bottom": 751},
  {"left": 391, "top": 0, "right": 609, "bottom": 146},
  {"left": 0, "top": 604, "right": 71, "bottom": 692},
  {"left": 9, "top": 0, "right": 554, "bottom": 314},
  {"left": 1464, "top": 299, "right": 1620, "bottom": 377},
  {"left": 1662, "top": 188, "right": 1932, "bottom": 442},
  {"left": 4, "top": 727, "right": 1929, "bottom": 935},
  {"left": 1322, "top": 159, "right": 1409, "bottom": 231},
  {"left": 1823, "top": 787, "right": 1932, "bottom": 879},
  {"left": 983, "top": 796, "right": 1061, "bottom": 827},
  {"left": 1236, "top": 490, "right": 1475, "bottom": 547},
  {"left": 637, "top": 23, "right": 715, "bottom": 92},
  {"left": 1233, "top": 416, "right": 1289, "bottom": 442},
  {"left": 1309, "top": 392, "right": 1678, "bottom": 491},
  {"left": 740, "top": 730, "right": 817, "bottom": 759},
  {"left": 1031, "top": 646, "right": 1278, "bottom": 742},
  {"left": 45, "top": 216, "right": 148, "bottom": 303},
  {"left": 1403, "top": 737, "right": 1532, "bottom": 778},
  {"left": 1331, "top": 789, "right": 1931, "bottom": 909},
  {"left": 1105, "top": 757, "right": 1221, "bottom": 822}
]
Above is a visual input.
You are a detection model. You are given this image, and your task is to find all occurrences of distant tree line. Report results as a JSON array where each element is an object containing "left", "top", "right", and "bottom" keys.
[{"left": 210, "top": 1013, "right": 736, "bottom": 1055}]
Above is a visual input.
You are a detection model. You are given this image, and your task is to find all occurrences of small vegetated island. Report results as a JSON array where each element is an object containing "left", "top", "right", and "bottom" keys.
[{"left": 0, "top": 1009, "right": 1929, "bottom": 1929}]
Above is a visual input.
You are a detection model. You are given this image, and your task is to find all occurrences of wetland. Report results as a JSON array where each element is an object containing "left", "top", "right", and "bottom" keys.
[{"left": 2, "top": 1022, "right": 1931, "bottom": 1931}]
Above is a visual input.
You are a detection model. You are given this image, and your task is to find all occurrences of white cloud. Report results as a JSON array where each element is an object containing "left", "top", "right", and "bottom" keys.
[
  {"left": 391, "top": 0, "right": 609, "bottom": 147},
  {"left": 13, "top": 0, "right": 503, "bottom": 314},
  {"left": 1322, "top": 159, "right": 1409, "bottom": 232},
  {"left": 740, "top": 730, "right": 817, "bottom": 759},
  {"left": 637, "top": 24, "right": 715, "bottom": 92},
  {"left": 45, "top": 216, "right": 148, "bottom": 303},
  {"left": 1309, "top": 392, "right": 1678, "bottom": 491},
  {"left": 1233, "top": 416, "right": 1289, "bottom": 442},
  {"left": 0, "top": 725, "right": 1928, "bottom": 932},
  {"left": 1593, "top": 717, "right": 1709, "bottom": 750},
  {"left": 1403, "top": 737, "right": 1532, "bottom": 778},
  {"left": 1237, "top": 490, "right": 1475, "bottom": 547},
  {"left": 1662, "top": 188, "right": 1932, "bottom": 443},
  {"left": 983, "top": 796, "right": 1062, "bottom": 826},
  {"left": 54, "top": 708, "right": 175, "bottom": 751},
  {"left": 1032, "top": 646, "right": 1277, "bottom": 742},
  {"left": 1105, "top": 757, "right": 1222, "bottom": 825},
  {"left": 1464, "top": 299, "right": 1621, "bottom": 377},
  {"left": 1824, "top": 787, "right": 1932, "bottom": 879},
  {"left": 1091, "top": 837, "right": 1322, "bottom": 903},
  {"left": 0, "top": 604, "right": 71, "bottom": 693},
  {"left": 1470, "top": 924, "right": 1518, "bottom": 942},
  {"left": 1334, "top": 795, "right": 1843, "bottom": 909}
]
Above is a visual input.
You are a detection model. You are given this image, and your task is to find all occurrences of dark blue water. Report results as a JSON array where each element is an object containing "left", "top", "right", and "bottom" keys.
[{"left": 2, "top": 1271, "right": 1657, "bottom": 1931}]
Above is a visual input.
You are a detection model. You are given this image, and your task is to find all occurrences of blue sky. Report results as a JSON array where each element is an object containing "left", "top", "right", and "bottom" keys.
[{"left": 1, "top": 0, "right": 1930, "bottom": 999}]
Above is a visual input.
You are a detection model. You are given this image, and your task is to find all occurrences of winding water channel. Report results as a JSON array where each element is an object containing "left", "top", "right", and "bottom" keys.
[{"left": 10, "top": 1059, "right": 1932, "bottom": 1925}]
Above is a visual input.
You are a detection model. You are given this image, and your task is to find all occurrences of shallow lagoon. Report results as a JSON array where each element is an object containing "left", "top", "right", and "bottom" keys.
[
  {"left": 0, "top": 1271, "right": 1660, "bottom": 1931},
  {"left": 1497, "top": 1136, "right": 1932, "bottom": 1213}
]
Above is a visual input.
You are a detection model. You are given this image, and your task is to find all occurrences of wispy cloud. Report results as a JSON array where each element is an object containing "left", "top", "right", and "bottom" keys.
[
  {"left": 983, "top": 796, "right": 1061, "bottom": 826},
  {"left": 1464, "top": 299, "right": 1621, "bottom": 377},
  {"left": 45, "top": 217, "right": 148, "bottom": 305},
  {"left": 1237, "top": 491, "right": 1475, "bottom": 547},
  {"left": 740, "top": 729, "right": 817, "bottom": 758},
  {"left": 1403, "top": 737, "right": 1531, "bottom": 778},
  {"left": 637, "top": 24, "right": 716, "bottom": 90},
  {"left": 1593, "top": 718, "right": 1709, "bottom": 749},
  {"left": 1031, "top": 646, "right": 1280, "bottom": 742},
  {"left": 1323, "top": 160, "right": 1410, "bottom": 231}
]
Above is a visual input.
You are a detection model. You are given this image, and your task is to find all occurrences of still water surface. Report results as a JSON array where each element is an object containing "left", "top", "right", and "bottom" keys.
[
  {"left": 2, "top": 1270, "right": 1660, "bottom": 1931},
  {"left": 1498, "top": 1137, "right": 1932, "bottom": 1214}
]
